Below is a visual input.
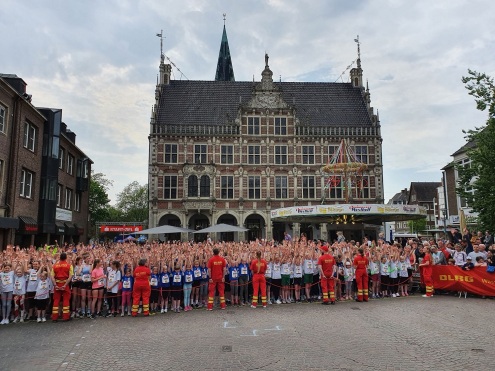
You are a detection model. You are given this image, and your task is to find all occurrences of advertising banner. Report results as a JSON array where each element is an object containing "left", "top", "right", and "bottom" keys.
[{"left": 431, "top": 265, "right": 495, "bottom": 296}]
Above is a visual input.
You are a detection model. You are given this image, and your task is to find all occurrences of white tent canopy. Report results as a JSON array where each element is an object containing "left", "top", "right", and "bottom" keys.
[
  {"left": 193, "top": 223, "right": 248, "bottom": 234},
  {"left": 138, "top": 225, "right": 194, "bottom": 234}
]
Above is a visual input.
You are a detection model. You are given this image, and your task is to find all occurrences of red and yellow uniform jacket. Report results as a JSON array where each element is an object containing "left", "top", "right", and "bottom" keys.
[
  {"left": 52, "top": 261, "right": 73, "bottom": 284},
  {"left": 318, "top": 254, "right": 336, "bottom": 277},
  {"left": 208, "top": 255, "right": 226, "bottom": 281},
  {"left": 250, "top": 259, "right": 267, "bottom": 275}
]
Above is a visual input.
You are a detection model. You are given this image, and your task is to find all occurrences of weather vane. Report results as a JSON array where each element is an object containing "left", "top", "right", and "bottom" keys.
[
  {"left": 156, "top": 30, "right": 164, "bottom": 62},
  {"left": 223, "top": 13, "right": 226, "bottom": 25},
  {"left": 354, "top": 35, "right": 361, "bottom": 60}
]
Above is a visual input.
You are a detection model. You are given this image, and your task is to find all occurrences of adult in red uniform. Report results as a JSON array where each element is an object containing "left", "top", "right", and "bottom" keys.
[
  {"left": 353, "top": 248, "right": 369, "bottom": 302},
  {"left": 317, "top": 246, "right": 336, "bottom": 305},
  {"left": 419, "top": 246, "right": 434, "bottom": 297},
  {"left": 51, "top": 252, "right": 73, "bottom": 321},
  {"left": 207, "top": 248, "right": 227, "bottom": 311},
  {"left": 250, "top": 251, "right": 268, "bottom": 308},
  {"left": 132, "top": 258, "right": 151, "bottom": 316}
]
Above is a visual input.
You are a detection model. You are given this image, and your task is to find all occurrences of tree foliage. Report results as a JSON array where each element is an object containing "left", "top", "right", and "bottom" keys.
[
  {"left": 115, "top": 181, "right": 148, "bottom": 223},
  {"left": 456, "top": 70, "right": 495, "bottom": 231},
  {"left": 89, "top": 171, "right": 112, "bottom": 227},
  {"left": 408, "top": 218, "right": 426, "bottom": 234}
]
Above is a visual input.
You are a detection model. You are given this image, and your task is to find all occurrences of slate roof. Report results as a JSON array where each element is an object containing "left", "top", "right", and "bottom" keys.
[
  {"left": 388, "top": 189, "right": 409, "bottom": 204},
  {"left": 451, "top": 140, "right": 476, "bottom": 157},
  {"left": 409, "top": 182, "right": 441, "bottom": 203},
  {"left": 155, "top": 80, "right": 373, "bottom": 127}
]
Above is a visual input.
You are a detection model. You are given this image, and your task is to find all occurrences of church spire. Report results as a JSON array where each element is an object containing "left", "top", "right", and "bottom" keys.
[{"left": 215, "top": 14, "right": 235, "bottom": 81}]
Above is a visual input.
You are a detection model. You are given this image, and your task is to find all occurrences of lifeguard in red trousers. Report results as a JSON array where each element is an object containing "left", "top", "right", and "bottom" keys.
[
  {"left": 353, "top": 248, "right": 369, "bottom": 302},
  {"left": 132, "top": 258, "right": 151, "bottom": 316},
  {"left": 250, "top": 251, "right": 268, "bottom": 308},
  {"left": 419, "top": 246, "right": 434, "bottom": 298},
  {"left": 317, "top": 245, "right": 336, "bottom": 305},
  {"left": 207, "top": 248, "right": 227, "bottom": 310},
  {"left": 51, "top": 252, "right": 73, "bottom": 321}
]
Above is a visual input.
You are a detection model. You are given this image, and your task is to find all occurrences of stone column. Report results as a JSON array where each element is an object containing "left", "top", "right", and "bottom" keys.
[
  {"left": 293, "top": 222, "right": 300, "bottom": 239},
  {"left": 320, "top": 223, "right": 328, "bottom": 242}
]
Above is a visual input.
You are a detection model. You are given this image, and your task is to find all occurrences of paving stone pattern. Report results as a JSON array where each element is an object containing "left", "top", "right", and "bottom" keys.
[{"left": 0, "top": 296, "right": 493, "bottom": 371}]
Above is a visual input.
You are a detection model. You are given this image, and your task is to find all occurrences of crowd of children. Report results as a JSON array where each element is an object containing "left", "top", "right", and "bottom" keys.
[{"left": 1, "top": 236, "right": 494, "bottom": 324}]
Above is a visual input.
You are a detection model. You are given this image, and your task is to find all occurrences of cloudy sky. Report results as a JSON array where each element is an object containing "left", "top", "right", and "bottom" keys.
[{"left": 1, "top": 0, "right": 493, "bottom": 204}]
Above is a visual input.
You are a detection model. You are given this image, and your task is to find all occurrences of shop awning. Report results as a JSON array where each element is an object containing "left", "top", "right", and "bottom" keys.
[
  {"left": 64, "top": 222, "right": 77, "bottom": 235},
  {"left": 74, "top": 223, "right": 84, "bottom": 235},
  {"left": 55, "top": 221, "right": 66, "bottom": 234},
  {"left": 0, "top": 217, "right": 20, "bottom": 229},
  {"left": 18, "top": 216, "right": 39, "bottom": 234}
]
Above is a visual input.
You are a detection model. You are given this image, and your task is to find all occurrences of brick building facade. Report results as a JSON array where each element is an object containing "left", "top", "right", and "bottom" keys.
[
  {"left": 148, "top": 28, "right": 384, "bottom": 242},
  {"left": 0, "top": 74, "right": 91, "bottom": 249}
]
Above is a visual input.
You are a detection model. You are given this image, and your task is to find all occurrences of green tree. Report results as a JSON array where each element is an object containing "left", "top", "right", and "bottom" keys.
[
  {"left": 408, "top": 218, "right": 426, "bottom": 234},
  {"left": 456, "top": 70, "right": 495, "bottom": 231},
  {"left": 115, "top": 181, "right": 148, "bottom": 223},
  {"left": 89, "top": 171, "right": 113, "bottom": 228}
]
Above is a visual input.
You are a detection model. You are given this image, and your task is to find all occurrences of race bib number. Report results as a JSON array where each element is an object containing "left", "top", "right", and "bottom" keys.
[
  {"left": 40, "top": 281, "right": 47, "bottom": 290},
  {"left": 283, "top": 267, "right": 290, "bottom": 274},
  {"left": 97, "top": 278, "right": 104, "bottom": 286},
  {"left": 173, "top": 275, "right": 181, "bottom": 283},
  {"left": 162, "top": 275, "right": 169, "bottom": 284},
  {"left": 150, "top": 278, "right": 158, "bottom": 286},
  {"left": 185, "top": 274, "right": 193, "bottom": 283},
  {"left": 123, "top": 281, "right": 131, "bottom": 289},
  {"left": 30, "top": 272, "right": 38, "bottom": 281},
  {"left": 295, "top": 267, "right": 302, "bottom": 275},
  {"left": 194, "top": 270, "right": 201, "bottom": 278},
  {"left": 202, "top": 272, "right": 207, "bottom": 279},
  {"left": 307, "top": 262, "right": 313, "bottom": 269},
  {"left": 231, "top": 270, "right": 238, "bottom": 279},
  {"left": 108, "top": 273, "right": 116, "bottom": 283},
  {"left": 273, "top": 265, "right": 280, "bottom": 271},
  {"left": 83, "top": 274, "right": 91, "bottom": 282},
  {"left": 15, "top": 280, "right": 22, "bottom": 290},
  {"left": 241, "top": 267, "right": 248, "bottom": 275},
  {"left": 2, "top": 276, "right": 11, "bottom": 285}
]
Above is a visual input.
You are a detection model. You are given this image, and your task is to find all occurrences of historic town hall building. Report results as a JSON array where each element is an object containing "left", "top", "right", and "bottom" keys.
[{"left": 148, "top": 25, "right": 384, "bottom": 242}]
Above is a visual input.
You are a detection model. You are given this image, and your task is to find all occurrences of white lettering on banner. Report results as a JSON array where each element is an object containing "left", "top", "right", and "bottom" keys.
[
  {"left": 349, "top": 206, "right": 372, "bottom": 213},
  {"left": 296, "top": 207, "right": 315, "bottom": 214}
]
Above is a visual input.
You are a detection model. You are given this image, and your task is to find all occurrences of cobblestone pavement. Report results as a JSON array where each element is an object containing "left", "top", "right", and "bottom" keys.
[{"left": 0, "top": 295, "right": 493, "bottom": 371}]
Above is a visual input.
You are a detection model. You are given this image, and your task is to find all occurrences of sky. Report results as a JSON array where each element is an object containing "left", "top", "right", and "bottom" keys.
[{"left": 1, "top": 0, "right": 494, "bottom": 204}]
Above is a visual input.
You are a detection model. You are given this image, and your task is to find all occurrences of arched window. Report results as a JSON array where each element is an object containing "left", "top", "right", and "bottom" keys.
[
  {"left": 200, "top": 175, "right": 210, "bottom": 197},
  {"left": 188, "top": 175, "right": 198, "bottom": 197}
]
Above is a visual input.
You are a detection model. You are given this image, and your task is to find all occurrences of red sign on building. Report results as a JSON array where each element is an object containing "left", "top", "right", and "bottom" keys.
[{"left": 99, "top": 225, "right": 143, "bottom": 233}]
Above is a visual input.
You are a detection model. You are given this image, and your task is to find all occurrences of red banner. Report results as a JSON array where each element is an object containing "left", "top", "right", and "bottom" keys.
[
  {"left": 99, "top": 225, "right": 143, "bottom": 233},
  {"left": 431, "top": 265, "right": 495, "bottom": 296}
]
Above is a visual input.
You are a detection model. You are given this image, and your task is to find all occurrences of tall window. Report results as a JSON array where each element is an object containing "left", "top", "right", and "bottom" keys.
[
  {"left": 221, "top": 145, "right": 233, "bottom": 164},
  {"left": 65, "top": 188, "right": 72, "bottom": 209},
  {"left": 67, "top": 154, "right": 74, "bottom": 175},
  {"left": 302, "top": 146, "right": 315, "bottom": 164},
  {"left": 188, "top": 175, "right": 198, "bottom": 197},
  {"left": 328, "top": 176, "right": 343, "bottom": 199},
  {"left": 23, "top": 122, "right": 36, "bottom": 151},
  {"left": 274, "top": 146, "right": 287, "bottom": 164},
  {"left": 248, "top": 176, "right": 261, "bottom": 199},
  {"left": 0, "top": 160, "right": 4, "bottom": 196},
  {"left": 328, "top": 145, "right": 339, "bottom": 159},
  {"left": 274, "top": 117, "right": 287, "bottom": 135},
  {"left": 20, "top": 169, "right": 33, "bottom": 198},
  {"left": 164, "top": 144, "right": 178, "bottom": 163},
  {"left": 75, "top": 192, "right": 81, "bottom": 212},
  {"left": 248, "top": 117, "right": 260, "bottom": 135},
  {"left": 248, "top": 145, "right": 260, "bottom": 164},
  {"left": 275, "top": 176, "right": 288, "bottom": 199},
  {"left": 200, "top": 175, "right": 210, "bottom": 197},
  {"left": 354, "top": 145, "right": 368, "bottom": 164},
  {"left": 0, "top": 105, "right": 5, "bottom": 133},
  {"left": 59, "top": 147, "right": 64, "bottom": 169},
  {"left": 302, "top": 176, "right": 315, "bottom": 199},
  {"left": 355, "top": 175, "right": 370, "bottom": 199},
  {"left": 57, "top": 184, "right": 62, "bottom": 206},
  {"left": 194, "top": 144, "right": 207, "bottom": 164},
  {"left": 164, "top": 175, "right": 178, "bottom": 199},
  {"left": 221, "top": 176, "right": 234, "bottom": 199}
]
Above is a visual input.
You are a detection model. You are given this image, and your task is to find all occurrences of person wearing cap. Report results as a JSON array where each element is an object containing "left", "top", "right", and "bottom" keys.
[
  {"left": 353, "top": 248, "right": 369, "bottom": 302},
  {"left": 317, "top": 245, "right": 336, "bottom": 305},
  {"left": 50, "top": 252, "right": 73, "bottom": 321},
  {"left": 462, "top": 256, "right": 474, "bottom": 271},
  {"left": 418, "top": 246, "right": 434, "bottom": 297}
]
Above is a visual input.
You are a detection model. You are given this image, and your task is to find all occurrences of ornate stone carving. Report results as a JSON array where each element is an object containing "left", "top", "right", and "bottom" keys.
[
  {"left": 183, "top": 201, "right": 214, "bottom": 211},
  {"left": 245, "top": 93, "right": 289, "bottom": 109},
  {"left": 183, "top": 164, "right": 216, "bottom": 175}
]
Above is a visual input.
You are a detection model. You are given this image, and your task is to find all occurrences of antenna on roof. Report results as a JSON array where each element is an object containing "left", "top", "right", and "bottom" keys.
[
  {"left": 334, "top": 36, "right": 361, "bottom": 82},
  {"left": 223, "top": 13, "right": 226, "bottom": 25},
  {"left": 279, "top": 75, "right": 281, "bottom": 82}
]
